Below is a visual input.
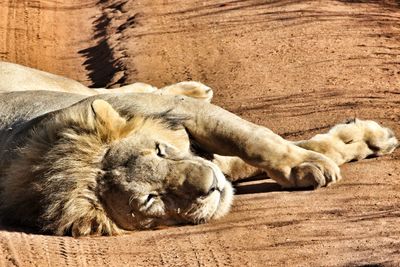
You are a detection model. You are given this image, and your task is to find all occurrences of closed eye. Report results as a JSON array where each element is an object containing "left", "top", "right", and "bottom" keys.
[{"left": 156, "top": 143, "right": 166, "bottom": 157}]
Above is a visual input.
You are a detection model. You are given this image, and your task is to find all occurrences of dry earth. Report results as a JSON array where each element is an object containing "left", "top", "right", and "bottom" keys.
[{"left": 1, "top": 0, "right": 400, "bottom": 266}]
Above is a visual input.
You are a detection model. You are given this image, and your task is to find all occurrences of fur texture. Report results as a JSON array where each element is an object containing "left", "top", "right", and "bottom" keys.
[
  {"left": 0, "top": 63, "right": 397, "bottom": 236},
  {"left": 0, "top": 99, "right": 233, "bottom": 236}
]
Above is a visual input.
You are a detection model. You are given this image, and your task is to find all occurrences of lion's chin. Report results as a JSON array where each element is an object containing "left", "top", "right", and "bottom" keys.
[
  {"left": 137, "top": 182, "right": 234, "bottom": 230},
  {"left": 210, "top": 181, "right": 234, "bottom": 220}
]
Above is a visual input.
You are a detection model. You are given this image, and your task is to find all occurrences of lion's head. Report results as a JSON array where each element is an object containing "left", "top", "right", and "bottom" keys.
[
  {"left": 95, "top": 100, "right": 234, "bottom": 231},
  {"left": 0, "top": 99, "right": 233, "bottom": 236}
]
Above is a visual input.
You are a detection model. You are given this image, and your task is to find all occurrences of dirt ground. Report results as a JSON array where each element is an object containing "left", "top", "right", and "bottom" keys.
[{"left": 1, "top": 0, "right": 400, "bottom": 266}]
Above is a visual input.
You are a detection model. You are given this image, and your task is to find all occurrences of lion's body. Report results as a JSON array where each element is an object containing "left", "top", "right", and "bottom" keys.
[{"left": 0, "top": 62, "right": 397, "bottom": 236}]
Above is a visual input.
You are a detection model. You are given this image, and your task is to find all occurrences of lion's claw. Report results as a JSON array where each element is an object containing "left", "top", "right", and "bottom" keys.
[{"left": 288, "top": 155, "right": 341, "bottom": 189}]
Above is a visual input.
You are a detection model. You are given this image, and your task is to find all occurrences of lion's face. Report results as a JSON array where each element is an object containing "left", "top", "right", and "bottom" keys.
[{"left": 97, "top": 116, "right": 233, "bottom": 230}]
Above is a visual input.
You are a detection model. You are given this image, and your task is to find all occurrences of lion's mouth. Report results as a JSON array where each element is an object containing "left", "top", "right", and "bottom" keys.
[
  {"left": 138, "top": 163, "right": 234, "bottom": 228},
  {"left": 145, "top": 180, "right": 234, "bottom": 229}
]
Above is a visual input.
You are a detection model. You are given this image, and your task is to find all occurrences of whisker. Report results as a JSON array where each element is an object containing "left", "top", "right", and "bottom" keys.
[{"left": 128, "top": 194, "right": 135, "bottom": 208}]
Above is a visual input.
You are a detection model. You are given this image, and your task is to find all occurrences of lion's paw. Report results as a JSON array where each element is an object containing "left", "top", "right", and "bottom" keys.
[
  {"left": 159, "top": 81, "right": 213, "bottom": 102},
  {"left": 334, "top": 119, "right": 398, "bottom": 157},
  {"left": 358, "top": 119, "right": 398, "bottom": 156},
  {"left": 289, "top": 154, "right": 341, "bottom": 189}
]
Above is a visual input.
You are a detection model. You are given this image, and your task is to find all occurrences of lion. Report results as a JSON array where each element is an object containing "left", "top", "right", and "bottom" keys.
[{"left": 0, "top": 61, "right": 397, "bottom": 236}]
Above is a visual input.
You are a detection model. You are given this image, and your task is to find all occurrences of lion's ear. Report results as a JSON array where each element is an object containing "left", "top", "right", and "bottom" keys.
[{"left": 91, "top": 99, "right": 126, "bottom": 131}]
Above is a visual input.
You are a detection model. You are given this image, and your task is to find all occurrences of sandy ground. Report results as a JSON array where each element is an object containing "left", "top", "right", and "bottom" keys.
[{"left": 1, "top": 0, "right": 400, "bottom": 266}]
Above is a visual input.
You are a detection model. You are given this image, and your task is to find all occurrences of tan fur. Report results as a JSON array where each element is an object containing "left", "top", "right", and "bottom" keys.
[
  {"left": 214, "top": 119, "right": 398, "bottom": 182},
  {"left": 0, "top": 61, "right": 212, "bottom": 101},
  {"left": 0, "top": 95, "right": 233, "bottom": 236},
  {"left": 0, "top": 63, "right": 397, "bottom": 236}
]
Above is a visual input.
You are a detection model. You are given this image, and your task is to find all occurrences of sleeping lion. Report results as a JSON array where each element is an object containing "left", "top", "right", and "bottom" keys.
[{"left": 0, "top": 61, "right": 398, "bottom": 236}]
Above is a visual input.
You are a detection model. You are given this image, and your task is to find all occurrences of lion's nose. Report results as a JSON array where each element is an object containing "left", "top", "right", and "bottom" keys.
[{"left": 180, "top": 163, "right": 222, "bottom": 197}]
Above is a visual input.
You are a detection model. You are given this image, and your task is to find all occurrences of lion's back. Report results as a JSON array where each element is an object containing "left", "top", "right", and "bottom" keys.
[
  {"left": 0, "top": 91, "right": 85, "bottom": 126},
  {"left": 0, "top": 91, "right": 86, "bottom": 162},
  {"left": 0, "top": 61, "right": 95, "bottom": 95}
]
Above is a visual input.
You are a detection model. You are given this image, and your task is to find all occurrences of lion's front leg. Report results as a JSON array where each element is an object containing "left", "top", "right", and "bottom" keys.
[
  {"left": 173, "top": 100, "right": 341, "bottom": 189},
  {"left": 251, "top": 145, "right": 341, "bottom": 189},
  {"left": 212, "top": 152, "right": 340, "bottom": 188},
  {"left": 217, "top": 151, "right": 341, "bottom": 188},
  {"left": 295, "top": 119, "right": 398, "bottom": 165}
]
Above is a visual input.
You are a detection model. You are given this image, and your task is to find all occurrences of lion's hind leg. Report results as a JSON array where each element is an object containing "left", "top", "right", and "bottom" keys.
[
  {"left": 213, "top": 155, "right": 263, "bottom": 182},
  {"left": 95, "top": 81, "right": 213, "bottom": 102},
  {"left": 157, "top": 81, "right": 213, "bottom": 102},
  {"left": 94, "top": 83, "right": 158, "bottom": 94},
  {"left": 295, "top": 119, "right": 398, "bottom": 166}
]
